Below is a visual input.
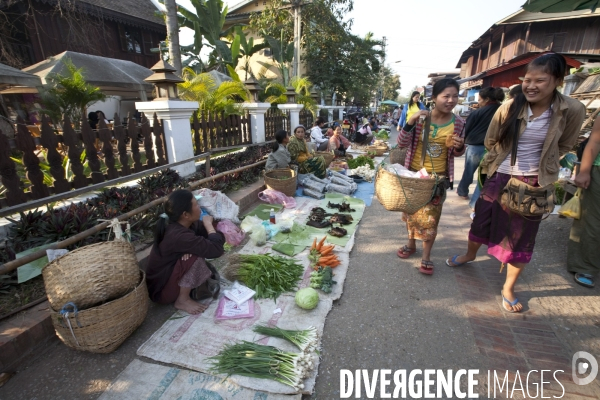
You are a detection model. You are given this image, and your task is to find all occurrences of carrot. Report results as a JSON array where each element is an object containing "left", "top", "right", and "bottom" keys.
[
  {"left": 311, "top": 237, "right": 317, "bottom": 251},
  {"left": 319, "top": 256, "right": 337, "bottom": 264},
  {"left": 319, "top": 245, "right": 334, "bottom": 255},
  {"left": 316, "top": 236, "right": 327, "bottom": 251},
  {"left": 320, "top": 249, "right": 333, "bottom": 256}
]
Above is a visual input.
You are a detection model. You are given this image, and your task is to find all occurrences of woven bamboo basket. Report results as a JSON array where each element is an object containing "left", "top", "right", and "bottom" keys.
[
  {"left": 367, "top": 146, "right": 387, "bottom": 156},
  {"left": 50, "top": 271, "right": 148, "bottom": 353},
  {"left": 389, "top": 147, "right": 408, "bottom": 165},
  {"left": 42, "top": 240, "right": 140, "bottom": 310},
  {"left": 315, "top": 151, "right": 334, "bottom": 167},
  {"left": 264, "top": 168, "right": 297, "bottom": 197},
  {"left": 375, "top": 168, "right": 438, "bottom": 214}
]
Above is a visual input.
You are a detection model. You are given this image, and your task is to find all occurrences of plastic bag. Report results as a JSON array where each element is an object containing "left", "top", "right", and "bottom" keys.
[
  {"left": 299, "top": 176, "right": 327, "bottom": 193},
  {"left": 326, "top": 182, "right": 357, "bottom": 195},
  {"left": 250, "top": 223, "right": 267, "bottom": 246},
  {"left": 330, "top": 176, "right": 355, "bottom": 187},
  {"left": 240, "top": 215, "right": 263, "bottom": 233},
  {"left": 558, "top": 188, "right": 581, "bottom": 219},
  {"left": 329, "top": 170, "right": 354, "bottom": 183},
  {"left": 277, "top": 217, "right": 294, "bottom": 233},
  {"left": 216, "top": 220, "right": 246, "bottom": 246},
  {"left": 258, "top": 189, "right": 297, "bottom": 209},
  {"left": 193, "top": 188, "right": 240, "bottom": 223},
  {"left": 303, "top": 188, "right": 325, "bottom": 199}
]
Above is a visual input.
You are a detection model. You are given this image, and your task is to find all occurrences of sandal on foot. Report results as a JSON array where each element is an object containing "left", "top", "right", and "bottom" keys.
[
  {"left": 419, "top": 260, "right": 434, "bottom": 275},
  {"left": 446, "top": 255, "right": 471, "bottom": 267},
  {"left": 501, "top": 291, "right": 521, "bottom": 313},
  {"left": 397, "top": 245, "right": 416, "bottom": 259},
  {"left": 574, "top": 273, "right": 595, "bottom": 288}
]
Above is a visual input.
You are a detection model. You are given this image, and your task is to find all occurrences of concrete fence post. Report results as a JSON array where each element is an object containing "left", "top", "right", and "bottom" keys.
[{"left": 242, "top": 103, "right": 271, "bottom": 143}]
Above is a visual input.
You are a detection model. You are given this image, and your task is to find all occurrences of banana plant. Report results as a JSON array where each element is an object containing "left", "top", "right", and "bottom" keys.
[
  {"left": 258, "top": 31, "right": 295, "bottom": 86},
  {"left": 232, "top": 27, "right": 269, "bottom": 80},
  {"left": 175, "top": 0, "right": 235, "bottom": 71}
]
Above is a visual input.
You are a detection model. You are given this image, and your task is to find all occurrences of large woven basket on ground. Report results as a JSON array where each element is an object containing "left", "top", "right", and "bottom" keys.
[
  {"left": 389, "top": 147, "right": 408, "bottom": 165},
  {"left": 50, "top": 271, "right": 148, "bottom": 353},
  {"left": 315, "top": 151, "right": 334, "bottom": 167},
  {"left": 42, "top": 240, "right": 140, "bottom": 310},
  {"left": 367, "top": 146, "right": 387, "bottom": 156},
  {"left": 264, "top": 168, "right": 297, "bottom": 197},
  {"left": 375, "top": 167, "right": 438, "bottom": 214}
]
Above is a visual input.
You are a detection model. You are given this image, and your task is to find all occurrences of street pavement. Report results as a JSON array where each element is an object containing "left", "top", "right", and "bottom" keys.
[{"left": 1, "top": 126, "right": 599, "bottom": 399}]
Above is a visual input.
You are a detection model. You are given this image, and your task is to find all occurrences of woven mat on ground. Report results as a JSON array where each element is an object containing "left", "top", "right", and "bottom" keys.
[
  {"left": 137, "top": 292, "right": 333, "bottom": 395},
  {"left": 99, "top": 359, "right": 300, "bottom": 400}
]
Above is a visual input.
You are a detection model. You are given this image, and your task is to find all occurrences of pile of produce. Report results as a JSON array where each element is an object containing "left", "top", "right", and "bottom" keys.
[
  {"left": 221, "top": 254, "right": 304, "bottom": 300},
  {"left": 348, "top": 165, "right": 376, "bottom": 182},
  {"left": 327, "top": 201, "right": 355, "bottom": 212},
  {"left": 374, "top": 130, "right": 389, "bottom": 140},
  {"left": 309, "top": 236, "right": 340, "bottom": 268},
  {"left": 347, "top": 155, "right": 375, "bottom": 170},
  {"left": 310, "top": 267, "right": 336, "bottom": 293},
  {"left": 209, "top": 341, "right": 313, "bottom": 391},
  {"left": 306, "top": 207, "right": 353, "bottom": 229},
  {"left": 253, "top": 325, "right": 318, "bottom": 352}
]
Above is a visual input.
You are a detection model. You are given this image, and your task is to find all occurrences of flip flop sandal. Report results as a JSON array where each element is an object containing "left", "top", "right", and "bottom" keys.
[
  {"left": 419, "top": 260, "right": 434, "bottom": 275},
  {"left": 501, "top": 291, "right": 521, "bottom": 313},
  {"left": 397, "top": 245, "right": 416, "bottom": 259},
  {"left": 574, "top": 273, "right": 595, "bottom": 288},
  {"left": 445, "top": 255, "right": 471, "bottom": 267}
]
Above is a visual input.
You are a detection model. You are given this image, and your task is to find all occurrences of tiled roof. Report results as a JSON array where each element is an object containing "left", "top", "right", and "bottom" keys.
[{"left": 79, "top": 0, "right": 165, "bottom": 26}]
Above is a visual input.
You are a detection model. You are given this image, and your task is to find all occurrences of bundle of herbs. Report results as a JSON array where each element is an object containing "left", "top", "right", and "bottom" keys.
[
  {"left": 347, "top": 155, "right": 375, "bottom": 170},
  {"left": 221, "top": 254, "right": 304, "bottom": 300},
  {"left": 208, "top": 341, "right": 314, "bottom": 391}
]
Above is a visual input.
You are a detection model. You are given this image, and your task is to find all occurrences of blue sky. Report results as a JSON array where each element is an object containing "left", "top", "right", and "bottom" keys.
[{"left": 164, "top": 0, "right": 527, "bottom": 97}]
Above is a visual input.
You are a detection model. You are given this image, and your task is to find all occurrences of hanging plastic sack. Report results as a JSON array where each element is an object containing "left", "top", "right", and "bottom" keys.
[
  {"left": 558, "top": 188, "right": 581, "bottom": 219},
  {"left": 192, "top": 188, "right": 240, "bottom": 223},
  {"left": 216, "top": 220, "right": 246, "bottom": 246},
  {"left": 258, "top": 189, "right": 297, "bottom": 209}
]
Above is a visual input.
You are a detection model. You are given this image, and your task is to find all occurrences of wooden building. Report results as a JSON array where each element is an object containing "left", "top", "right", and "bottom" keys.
[
  {"left": 0, "top": 0, "right": 166, "bottom": 70},
  {"left": 456, "top": 8, "right": 600, "bottom": 88}
]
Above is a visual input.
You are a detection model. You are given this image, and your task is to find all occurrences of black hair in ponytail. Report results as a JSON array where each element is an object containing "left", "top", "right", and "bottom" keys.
[
  {"left": 153, "top": 189, "right": 194, "bottom": 250},
  {"left": 271, "top": 130, "right": 288, "bottom": 152},
  {"left": 479, "top": 87, "right": 505, "bottom": 102},
  {"left": 497, "top": 52, "right": 566, "bottom": 150}
]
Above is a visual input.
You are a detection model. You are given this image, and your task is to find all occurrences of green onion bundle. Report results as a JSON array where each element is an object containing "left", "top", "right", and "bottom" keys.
[
  {"left": 253, "top": 325, "right": 318, "bottom": 352},
  {"left": 222, "top": 254, "right": 304, "bottom": 300},
  {"left": 208, "top": 341, "right": 313, "bottom": 391}
]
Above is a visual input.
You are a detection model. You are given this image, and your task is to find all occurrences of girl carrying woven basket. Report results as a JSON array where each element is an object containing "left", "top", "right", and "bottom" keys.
[
  {"left": 447, "top": 53, "right": 586, "bottom": 312},
  {"left": 396, "top": 79, "right": 466, "bottom": 275},
  {"left": 146, "top": 189, "right": 225, "bottom": 314}
]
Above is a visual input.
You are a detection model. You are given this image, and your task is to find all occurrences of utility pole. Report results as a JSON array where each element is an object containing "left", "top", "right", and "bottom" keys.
[
  {"left": 290, "top": 0, "right": 311, "bottom": 78},
  {"left": 376, "top": 36, "right": 387, "bottom": 113}
]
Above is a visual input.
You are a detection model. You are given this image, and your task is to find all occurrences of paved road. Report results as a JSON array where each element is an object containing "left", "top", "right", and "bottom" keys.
[{"left": 2, "top": 126, "right": 599, "bottom": 399}]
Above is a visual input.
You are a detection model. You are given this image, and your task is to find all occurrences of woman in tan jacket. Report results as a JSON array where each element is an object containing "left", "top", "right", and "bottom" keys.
[{"left": 446, "top": 53, "right": 585, "bottom": 312}]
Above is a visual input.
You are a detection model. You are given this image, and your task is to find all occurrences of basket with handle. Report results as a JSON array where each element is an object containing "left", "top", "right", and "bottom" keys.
[
  {"left": 366, "top": 145, "right": 387, "bottom": 156},
  {"left": 375, "top": 164, "right": 439, "bottom": 214},
  {"left": 50, "top": 270, "right": 148, "bottom": 353},
  {"left": 42, "top": 220, "right": 140, "bottom": 310},
  {"left": 264, "top": 168, "right": 297, "bottom": 197}
]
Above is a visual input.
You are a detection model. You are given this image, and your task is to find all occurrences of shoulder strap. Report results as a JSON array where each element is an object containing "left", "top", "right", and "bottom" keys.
[
  {"left": 420, "top": 115, "right": 431, "bottom": 169},
  {"left": 510, "top": 118, "right": 520, "bottom": 167}
]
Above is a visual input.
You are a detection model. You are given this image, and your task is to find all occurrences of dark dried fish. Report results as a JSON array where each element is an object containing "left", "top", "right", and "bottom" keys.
[
  {"left": 328, "top": 226, "right": 347, "bottom": 237},
  {"left": 329, "top": 213, "right": 353, "bottom": 225}
]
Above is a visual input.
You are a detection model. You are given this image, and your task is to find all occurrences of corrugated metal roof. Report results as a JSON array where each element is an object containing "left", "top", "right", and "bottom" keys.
[
  {"left": 456, "top": 72, "right": 486, "bottom": 84},
  {"left": 497, "top": 8, "right": 600, "bottom": 24},
  {"left": 79, "top": 0, "right": 165, "bottom": 26}
]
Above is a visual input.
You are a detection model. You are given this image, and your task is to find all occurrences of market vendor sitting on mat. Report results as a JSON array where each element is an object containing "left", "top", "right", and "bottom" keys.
[
  {"left": 328, "top": 124, "right": 351, "bottom": 157},
  {"left": 265, "top": 129, "right": 291, "bottom": 171},
  {"left": 288, "top": 125, "right": 327, "bottom": 179},
  {"left": 146, "top": 189, "right": 225, "bottom": 314}
]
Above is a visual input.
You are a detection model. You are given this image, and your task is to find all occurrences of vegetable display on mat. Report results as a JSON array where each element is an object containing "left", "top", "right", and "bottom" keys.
[
  {"left": 208, "top": 341, "right": 313, "bottom": 391},
  {"left": 295, "top": 287, "right": 320, "bottom": 310},
  {"left": 221, "top": 254, "right": 304, "bottom": 300},
  {"left": 253, "top": 325, "right": 318, "bottom": 352},
  {"left": 309, "top": 236, "right": 341, "bottom": 268},
  {"left": 310, "top": 266, "right": 336, "bottom": 293},
  {"left": 347, "top": 155, "right": 374, "bottom": 170}
]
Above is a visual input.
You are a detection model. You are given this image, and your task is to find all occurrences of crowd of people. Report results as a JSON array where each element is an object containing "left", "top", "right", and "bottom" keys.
[{"left": 395, "top": 52, "right": 593, "bottom": 313}]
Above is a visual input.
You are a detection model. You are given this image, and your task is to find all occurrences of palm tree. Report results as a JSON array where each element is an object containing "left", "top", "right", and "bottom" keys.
[
  {"left": 178, "top": 67, "right": 249, "bottom": 116},
  {"left": 262, "top": 76, "right": 317, "bottom": 116}
]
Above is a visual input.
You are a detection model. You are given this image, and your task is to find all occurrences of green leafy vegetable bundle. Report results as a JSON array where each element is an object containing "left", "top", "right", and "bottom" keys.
[
  {"left": 347, "top": 155, "right": 375, "bottom": 170},
  {"left": 221, "top": 254, "right": 304, "bottom": 300}
]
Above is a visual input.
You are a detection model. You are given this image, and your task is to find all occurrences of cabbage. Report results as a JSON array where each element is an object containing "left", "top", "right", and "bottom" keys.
[{"left": 295, "top": 288, "right": 319, "bottom": 310}]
